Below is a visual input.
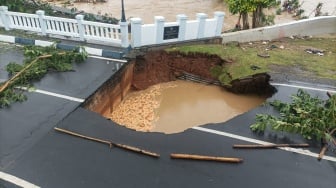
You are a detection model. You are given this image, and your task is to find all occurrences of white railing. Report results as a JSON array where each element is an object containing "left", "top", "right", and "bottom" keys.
[
  {"left": 44, "top": 14, "right": 79, "bottom": 37},
  {"left": 0, "top": 6, "right": 129, "bottom": 47},
  {"left": 81, "top": 19, "right": 121, "bottom": 43},
  {"left": 0, "top": 6, "right": 225, "bottom": 48},
  {"left": 130, "top": 12, "right": 225, "bottom": 48},
  {"left": 7, "top": 11, "right": 41, "bottom": 32}
]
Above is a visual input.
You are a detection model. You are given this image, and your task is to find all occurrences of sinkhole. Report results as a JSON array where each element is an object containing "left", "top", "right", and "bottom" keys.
[{"left": 83, "top": 51, "right": 276, "bottom": 134}]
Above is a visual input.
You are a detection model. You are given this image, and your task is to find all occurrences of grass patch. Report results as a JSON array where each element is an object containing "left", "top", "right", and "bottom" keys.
[{"left": 167, "top": 37, "right": 336, "bottom": 81}]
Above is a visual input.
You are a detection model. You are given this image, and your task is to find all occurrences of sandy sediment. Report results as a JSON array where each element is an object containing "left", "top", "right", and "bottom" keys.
[{"left": 108, "top": 82, "right": 176, "bottom": 132}]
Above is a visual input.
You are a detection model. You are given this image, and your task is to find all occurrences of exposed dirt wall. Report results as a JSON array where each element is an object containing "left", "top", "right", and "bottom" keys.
[
  {"left": 132, "top": 51, "right": 223, "bottom": 90},
  {"left": 84, "top": 50, "right": 275, "bottom": 117}
]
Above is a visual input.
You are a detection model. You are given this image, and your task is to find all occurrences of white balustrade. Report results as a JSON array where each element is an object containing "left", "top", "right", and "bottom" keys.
[
  {"left": 131, "top": 12, "right": 225, "bottom": 48},
  {"left": 82, "top": 20, "right": 121, "bottom": 43},
  {"left": 0, "top": 6, "right": 128, "bottom": 47},
  {"left": 44, "top": 15, "right": 79, "bottom": 37},
  {"left": 0, "top": 6, "right": 224, "bottom": 49},
  {"left": 7, "top": 12, "right": 40, "bottom": 32}
]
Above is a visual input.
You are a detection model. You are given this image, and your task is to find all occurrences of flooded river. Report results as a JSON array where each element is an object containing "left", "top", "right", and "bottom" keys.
[
  {"left": 50, "top": 0, "right": 292, "bottom": 30},
  {"left": 47, "top": 0, "right": 335, "bottom": 31},
  {"left": 109, "top": 80, "right": 266, "bottom": 134}
]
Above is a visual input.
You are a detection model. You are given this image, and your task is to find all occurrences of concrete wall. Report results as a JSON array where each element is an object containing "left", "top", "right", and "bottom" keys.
[
  {"left": 83, "top": 63, "right": 134, "bottom": 117},
  {"left": 130, "top": 12, "right": 225, "bottom": 48},
  {"left": 221, "top": 16, "right": 336, "bottom": 43}
]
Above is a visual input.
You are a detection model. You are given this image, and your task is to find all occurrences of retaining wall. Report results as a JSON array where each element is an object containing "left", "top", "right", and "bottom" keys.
[{"left": 221, "top": 16, "right": 336, "bottom": 43}]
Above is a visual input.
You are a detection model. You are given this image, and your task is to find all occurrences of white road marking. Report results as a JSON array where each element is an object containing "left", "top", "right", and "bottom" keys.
[
  {"left": 34, "top": 89, "right": 84, "bottom": 103},
  {"left": 88, "top": 55, "right": 128, "bottom": 63},
  {"left": 0, "top": 171, "right": 40, "bottom": 188},
  {"left": 192, "top": 126, "right": 336, "bottom": 162},
  {"left": 17, "top": 87, "right": 84, "bottom": 103},
  {"left": 271, "top": 83, "right": 336, "bottom": 93}
]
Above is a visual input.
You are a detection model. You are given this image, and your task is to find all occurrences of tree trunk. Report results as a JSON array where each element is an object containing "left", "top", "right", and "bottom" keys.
[
  {"left": 235, "top": 13, "right": 242, "bottom": 30},
  {"left": 242, "top": 12, "right": 249, "bottom": 30},
  {"left": 252, "top": 5, "right": 263, "bottom": 28}
]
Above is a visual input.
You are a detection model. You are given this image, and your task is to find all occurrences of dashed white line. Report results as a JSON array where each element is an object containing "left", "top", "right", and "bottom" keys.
[
  {"left": 88, "top": 55, "right": 128, "bottom": 63},
  {"left": 34, "top": 89, "right": 84, "bottom": 103},
  {"left": 271, "top": 83, "right": 336, "bottom": 93},
  {"left": 192, "top": 126, "right": 336, "bottom": 162},
  {"left": 17, "top": 87, "right": 84, "bottom": 103},
  {"left": 0, "top": 171, "right": 40, "bottom": 188}
]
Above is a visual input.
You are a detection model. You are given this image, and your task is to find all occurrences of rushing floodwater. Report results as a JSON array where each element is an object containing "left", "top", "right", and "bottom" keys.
[{"left": 109, "top": 80, "right": 267, "bottom": 134}]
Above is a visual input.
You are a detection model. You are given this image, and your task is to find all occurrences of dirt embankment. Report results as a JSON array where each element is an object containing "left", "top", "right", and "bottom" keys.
[
  {"left": 132, "top": 51, "right": 223, "bottom": 90},
  {"left": 131, "top": 51, "right": 276, "bottom": 96}
]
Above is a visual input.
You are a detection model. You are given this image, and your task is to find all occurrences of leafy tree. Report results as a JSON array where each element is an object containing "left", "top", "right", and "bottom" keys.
[
  {"left": 225, "top": 0, "right": 254, "bottom": 30},
  {"left": 251, "top": 0, "right": 278, "bottom": 28},
  {"left": 225, "top": 0, "right": 278, "bottom": 29},
  {"left": 251, "top": 89, "right": 336, "bottom": 146}
]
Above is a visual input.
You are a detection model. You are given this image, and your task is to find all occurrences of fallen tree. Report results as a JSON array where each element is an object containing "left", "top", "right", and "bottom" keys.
[{"left": 250, "top": 89, "right": 336, "bottom": 150}]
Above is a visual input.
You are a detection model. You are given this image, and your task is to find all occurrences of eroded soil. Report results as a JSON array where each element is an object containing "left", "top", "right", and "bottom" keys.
[{"left": 105, "top": 51, "right": 274, "bottom": 133}]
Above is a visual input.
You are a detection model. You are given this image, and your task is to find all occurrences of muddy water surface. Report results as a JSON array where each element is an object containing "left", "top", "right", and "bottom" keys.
[
  {"left": 110, "top": 80, "right": 266, "bottom": 134},
  {"left": 49, "top": 0, "right": 295, "bottom": 30}
]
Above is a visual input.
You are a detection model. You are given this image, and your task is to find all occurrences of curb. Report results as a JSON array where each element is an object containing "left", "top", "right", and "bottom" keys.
[{"left": 0, "top": 34, "right": 125, "bottom": 59}]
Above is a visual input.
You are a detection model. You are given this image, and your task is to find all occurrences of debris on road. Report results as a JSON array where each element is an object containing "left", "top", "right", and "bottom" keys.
[
  {"left": 54, "top": 127, "right": 160, "bottom": 158},
  {"left": 232, "top": 143, "right": 309, "bottom": 149},
  {"left": 257, "top": 53, "right": 270, "bottom": 58},
  {"left": 305, "top": 48, "right": 324, "bottom": 56},
  {"left": 170, "top": 153, "right": 243, "bottom": 163}
]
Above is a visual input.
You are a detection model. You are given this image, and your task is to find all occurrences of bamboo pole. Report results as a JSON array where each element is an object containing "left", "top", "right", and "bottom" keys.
[
  {"left": 54, "top": 127, "right": 112, "bottom": 147},
  {"left": 54, "top": 127, "right": 160, "bottom": 158},
  {"left": 112, "top": 143, "right": 160, "bottom": 158},
  {"left": 327, "top": 91, "right": 333, "bottom": 98},
  {"left": 233, "top": 143, "right": 309, "bottom": 149},
  {"left": 170, "top": 153, "right": 243, "bottom": 163},
  {"left": 0, "top": 53, "right": 65, "bottom": 93},
  {"left": 318, "top": 144, "right": 328, "bottom": 161}
]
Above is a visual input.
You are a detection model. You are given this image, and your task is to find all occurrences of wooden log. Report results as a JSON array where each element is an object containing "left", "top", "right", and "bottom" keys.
[
  {"left": 112, "top": 143, "right": 160, "bottom": 158},
  {"left": 327, "top": 91, "right": 333, "bottom": 98},
  {"left": 54, "top": 127, "right": 160, "bottom": 158},
  {"left": 233, "top": 143, "right": 309, "bottom": 149},
  {"left": 318, "top": 145, "right": 328, "bottom": 161},
  {"left": 170, "top": 153, "right": 243, "bottom": 163},
  {"left": 54, "top": 127, "right": 112, "bottom": 147}
]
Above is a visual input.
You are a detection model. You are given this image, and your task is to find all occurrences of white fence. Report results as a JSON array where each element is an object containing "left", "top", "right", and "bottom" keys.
[
  {"left": 0, "top": 6, "right": 225, "bottom": 48},
  {"left": 130, "top": 12, "right": 225, "bottom": 48},
  {"left": 0, "top": 6, "right": 129, "bottom": 47}
]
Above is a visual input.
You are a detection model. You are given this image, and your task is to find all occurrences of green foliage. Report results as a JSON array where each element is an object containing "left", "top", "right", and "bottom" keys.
[
  {"left": 225, "top": 0, "right": 254, "bottom": 14},
  {"left": 210, "top": 65, "right": 232, "bottom": 86},
  {"left": 6, "top": 62, "right": 24, "bottom": 75},
  {"left": 0, "top": 45, "right": 88, "bottom": 108},
  {"left": 0, "top": 89, "right": 27, "bottom": 108},
  {"left": 0, "top": 0, "right": 53, "bottom": 14},
  {"left": 262, "top": 14, "right": 275, "bottom": 26},
  {"left": 251, "top": 89, "right": 336, "bottom": 144},
  {"left": 225, "top": 0, "right": 278, "bottom": 29}
]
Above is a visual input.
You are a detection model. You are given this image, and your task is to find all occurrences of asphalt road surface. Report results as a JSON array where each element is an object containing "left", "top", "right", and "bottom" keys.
[{"left": 1, "top": 45, "right": 335, "bottom": 188}]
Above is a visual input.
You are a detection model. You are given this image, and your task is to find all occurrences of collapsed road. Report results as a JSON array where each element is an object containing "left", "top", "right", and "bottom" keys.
[{"left": 0, "top": 43, "right": 335, "bottom": 188}]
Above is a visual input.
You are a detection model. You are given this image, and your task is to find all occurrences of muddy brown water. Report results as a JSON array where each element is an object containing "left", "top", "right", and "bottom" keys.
[
  {"left": 48, "top": 0, "right": 295, "bottom": 30},
  {"left": 109, "top": 80, "right": 266, "bottom": 134}
]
